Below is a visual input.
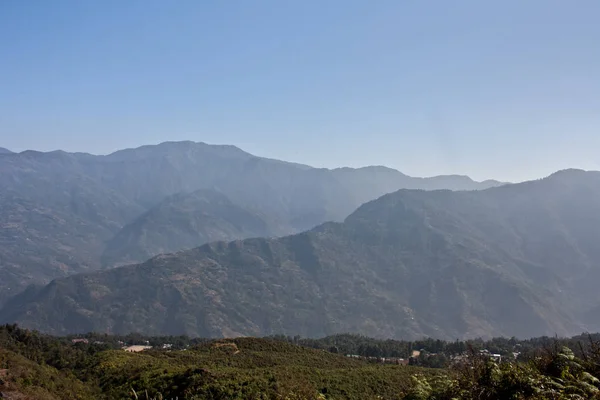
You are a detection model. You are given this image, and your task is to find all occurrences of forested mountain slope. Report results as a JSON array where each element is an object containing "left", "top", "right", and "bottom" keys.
[
  {"left": 0, "top": 141, "right": 501, "bottom": 303},
  {"left": 2, "top": 170, "right": 596, "bottom": 339},
  {"left": 101, "top": 189, "right": 286, "bottom": 266}
]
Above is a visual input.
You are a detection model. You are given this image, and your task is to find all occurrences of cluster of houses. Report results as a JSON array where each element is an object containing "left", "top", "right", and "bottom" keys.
[
  {"left": 450, "top": 349, "right": 521, "bottom": 365},
  {"left": 121, "top": 341, "right": 175, "bottom": 352},
  {"left": 479, "top": 349, "right": 503, "bottom": 363},
  {"left": 345, "top": 348, "right": 519, "bottom": 366}
]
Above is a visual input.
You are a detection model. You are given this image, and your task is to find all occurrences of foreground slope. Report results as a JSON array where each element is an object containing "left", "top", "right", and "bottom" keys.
[
  {"left": 0, "top": 348, "right": 97, "bottom": 399},
  {"left": 4, "top": 324, "right": 600, "bottom": 400},
  {"left": 0, "top": 325, "right": 441, "bottom": 400},
  {"left": 0, "top": 141, "right": 501, "bottom": 301},
  {"left": 3, "top": 170, "right": 597, "bottom": 339}
]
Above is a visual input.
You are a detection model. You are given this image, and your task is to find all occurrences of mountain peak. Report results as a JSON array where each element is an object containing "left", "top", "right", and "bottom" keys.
[
  {"left": 105, "top": 141, "right": 252, "bottom": 161},
  {"left": 333, "top": 165, "right": 406, "bottom": 174},
  {"left": 0, "top": 139, "right": 529, "bottom": 313},
  {"left": 15, "top": 149, "right": 77, "bottom": 161},
  {"left": 547, "top": 168, "right": 589, "bottom": 178},
  {"left": 541, "top": 169, "right": 600, "bottom": 185},
  {"left": 0, "top": 147, "right": 12, "bottom": 154}
]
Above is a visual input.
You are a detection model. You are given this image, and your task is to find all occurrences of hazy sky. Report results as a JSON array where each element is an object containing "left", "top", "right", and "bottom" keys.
[{"left": 1, "top": 1, "right": 599, "bottom": 182}]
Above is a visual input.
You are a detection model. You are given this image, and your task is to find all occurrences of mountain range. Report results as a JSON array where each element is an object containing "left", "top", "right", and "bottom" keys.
[
  {"left": 101, "top": 189, "right": 286, "bottom": 267},
  {"left": 0, "top": 141, "right": 502, "bottom": 304},
  {"left": 2, "top": 168, "right": 600, "bottom": 340}
]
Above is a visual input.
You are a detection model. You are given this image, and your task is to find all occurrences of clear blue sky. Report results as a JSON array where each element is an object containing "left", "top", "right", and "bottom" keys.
[{"left": 1, "top": 0, "right": 599, "bottom": 182}]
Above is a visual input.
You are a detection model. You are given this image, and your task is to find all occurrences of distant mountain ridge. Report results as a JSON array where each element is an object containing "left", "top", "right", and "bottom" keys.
[
  {"left": 3, "top": 169, "right": 599, "bottom": 340},
  {"left": 101, "top": 188, "right": 287, "bottom": 267},
  {"left": 0, "top": 141, "right": 504, "bottom": 302}
]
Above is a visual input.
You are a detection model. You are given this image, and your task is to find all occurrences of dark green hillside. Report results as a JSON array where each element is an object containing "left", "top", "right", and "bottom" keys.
[
  {"left": 91, "top": 338, "right": 434, "bottom": 400},
  {"left": 0, "top": 348, "right": 98, "bottom": 399},
  {"left": 0, "top": 325, "right": 441, "bottom": 400},
  {"left": 3, "top": 325, "right": 600, "bottom": 399}
]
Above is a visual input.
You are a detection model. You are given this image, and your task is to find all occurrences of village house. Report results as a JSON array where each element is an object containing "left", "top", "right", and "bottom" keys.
[{"left": 123, "top": 345, "right": 153, "bottom": 353}]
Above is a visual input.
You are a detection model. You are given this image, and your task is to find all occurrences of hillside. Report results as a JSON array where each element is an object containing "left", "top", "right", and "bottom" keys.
[
  {"left": 3, "top": 326, "right": 600, "bottom": 399},
  {"left": 101, "top": 189, "right": 287, "bottom": 266},
  {"left": 0, "top": 324, "right": 440, "bottom": 400},
  {"left": 0, "top": 189, "right": 140, "bottom": 304},
  {"left": 3, "top": 170, "right": 599, "bottom": 339},
  {"left": 329, "top": 166, "right": 503, "bottom": 212},
  {"left": 0, "top": 141, "right": 501, "bottom": 303},
  {"left": 0, "top": 348, "right": 97, "bottom": 399}
]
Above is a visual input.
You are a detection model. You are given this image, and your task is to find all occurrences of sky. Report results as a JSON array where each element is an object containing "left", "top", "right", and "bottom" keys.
[{"left": 1, "top": 0, "right": 599, "bottom": 182}]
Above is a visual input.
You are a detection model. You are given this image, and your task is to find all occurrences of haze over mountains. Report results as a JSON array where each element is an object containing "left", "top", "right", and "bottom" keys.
[
  {"left": 0, "top": 141, "right": 502, "bottom": 304},
  {"left": 2, "top": 169, "right": 600, "bottom": 340},
  {"left": 101, "top": 189, "right": 287, "bottom": 267},
  {"left": 5, "top": 141, "right": 600, "bottom": 340}
]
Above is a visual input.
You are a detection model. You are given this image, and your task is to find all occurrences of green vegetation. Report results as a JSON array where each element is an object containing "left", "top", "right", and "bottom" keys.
[
  {"left": 0, "top": 348, "right": 98, "bottom": 399},
  {"left": 3, "top": 325, "right": 600, "bottom": 399},
  {"left": 1, "top": 325, "right": 439, "bottom": 399}
]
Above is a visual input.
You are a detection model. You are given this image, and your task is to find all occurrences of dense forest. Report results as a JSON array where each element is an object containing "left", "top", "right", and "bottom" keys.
[{"left": 3, "top": 324, "right": 600, "bottom": 399}]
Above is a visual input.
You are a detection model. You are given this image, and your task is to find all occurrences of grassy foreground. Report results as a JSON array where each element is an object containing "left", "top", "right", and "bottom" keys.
[
  {"left": 94, "top": 339, "right": 439, "bottom": 399},
  {"left": 0, "top": 325, "right": 440, "bottom": 399},
  {"left": 3, "top": 325, "right": 600, "bottom": 399}
]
